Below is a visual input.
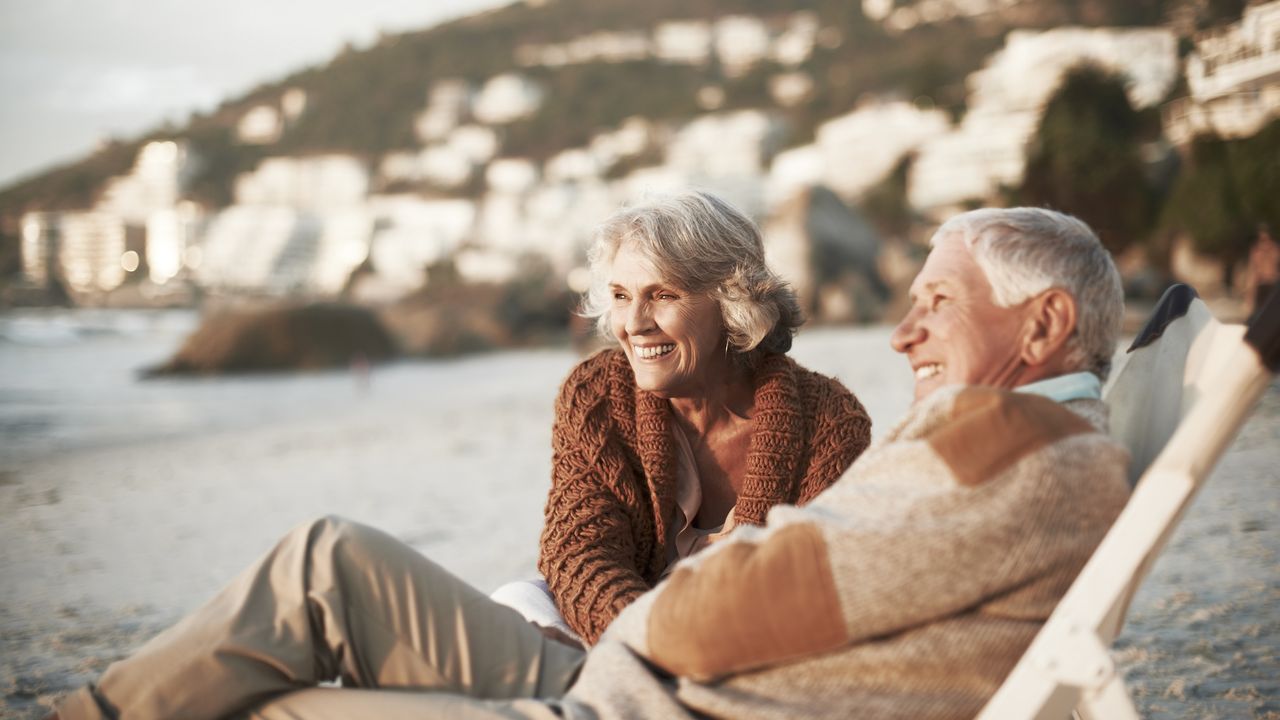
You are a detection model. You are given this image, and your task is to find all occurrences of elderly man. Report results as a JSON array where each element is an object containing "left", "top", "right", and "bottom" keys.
[{"left": 53, "top": 207, "right": 1129, "bottom": 720}]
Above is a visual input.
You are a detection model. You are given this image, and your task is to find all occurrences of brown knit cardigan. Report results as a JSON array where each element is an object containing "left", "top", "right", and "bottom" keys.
[{"left": 539, "top": 348, "right": 871, "bottom": 643}]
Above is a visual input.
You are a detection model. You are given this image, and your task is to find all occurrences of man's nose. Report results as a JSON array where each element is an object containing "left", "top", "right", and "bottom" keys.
[{"left": 890, "top": 309, "right": 924, "bottom": 354}]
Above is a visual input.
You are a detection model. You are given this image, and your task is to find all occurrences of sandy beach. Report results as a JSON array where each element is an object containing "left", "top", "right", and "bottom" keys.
[{"left": 1, "top": 309, "right": 1276, "bottom": 719}]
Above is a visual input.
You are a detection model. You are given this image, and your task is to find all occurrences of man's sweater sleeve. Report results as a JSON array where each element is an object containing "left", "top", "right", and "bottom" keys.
[
  {"left": 539, "top": 356, "right": 653, "bottom": 644},
  {"left": 610, "top": 389, "right": 1129, "bottom": 681}
]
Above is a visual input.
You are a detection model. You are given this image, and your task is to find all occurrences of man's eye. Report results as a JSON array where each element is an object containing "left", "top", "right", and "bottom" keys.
[
  {"left": 931, "top": 295, "right": 948, "bottom": 310},
  {"left": 613, "top": 292, "right": 629, "bottom": 302}
]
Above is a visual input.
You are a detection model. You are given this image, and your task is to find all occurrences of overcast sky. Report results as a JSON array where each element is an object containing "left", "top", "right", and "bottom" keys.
[{"left": 0, "top": 0, "right": 511, "bottom": 189}]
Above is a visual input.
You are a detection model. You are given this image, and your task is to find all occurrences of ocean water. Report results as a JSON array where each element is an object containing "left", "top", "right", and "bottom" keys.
[{"left": 0, "top": 309, "right": 1276, "bottom": 718}]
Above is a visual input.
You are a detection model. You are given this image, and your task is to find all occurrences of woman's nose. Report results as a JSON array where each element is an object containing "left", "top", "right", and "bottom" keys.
[
  {"left": 890, "top": 309, "right": 924, "bottom": 354},
  {"left": 625, "top": 299, "right": 655, "bottom": 335}
]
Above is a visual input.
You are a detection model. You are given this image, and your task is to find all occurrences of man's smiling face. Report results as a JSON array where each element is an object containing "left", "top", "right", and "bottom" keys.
[{"left": 890, "top": 232, "right": 1033, "bottom": 402}]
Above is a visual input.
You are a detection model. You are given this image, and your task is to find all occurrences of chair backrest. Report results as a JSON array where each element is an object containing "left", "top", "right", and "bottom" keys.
[{"left": 1103, "top": 284, "right": 1244, "bottom": 486}]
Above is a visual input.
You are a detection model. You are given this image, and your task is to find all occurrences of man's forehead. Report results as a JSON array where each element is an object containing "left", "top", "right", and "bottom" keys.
[{"left": 910, "top": 234, "right": 986, "bottom": 296}]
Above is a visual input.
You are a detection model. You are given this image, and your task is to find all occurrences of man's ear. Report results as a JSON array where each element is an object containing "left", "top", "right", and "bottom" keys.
[{"left": 1020, "top": 288, "right": 1077, "bottom": 369}]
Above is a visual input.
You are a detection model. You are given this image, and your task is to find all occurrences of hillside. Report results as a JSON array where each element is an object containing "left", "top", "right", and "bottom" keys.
[
  {"left": 0, "top": 0, "right": 1250, "bottom": 287},
  {"left": 0, "top": 0, "right": 1189, "bottom": 207}
]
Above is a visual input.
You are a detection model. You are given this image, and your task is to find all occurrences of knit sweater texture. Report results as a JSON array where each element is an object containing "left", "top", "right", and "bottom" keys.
[
  {"left": 539, "top": 348, "right": 871, "bottom": 643},
  {"left": 560, "top": 384, "right": 1131, "bottom": 720}
]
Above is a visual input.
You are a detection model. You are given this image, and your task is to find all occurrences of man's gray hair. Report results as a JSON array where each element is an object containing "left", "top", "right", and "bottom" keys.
[
  {"left": 582, "top": 190, "right": 802, "bottom": 358},
  {"left": 933, "top": 207, "right": 1124, "bottom": 379}
]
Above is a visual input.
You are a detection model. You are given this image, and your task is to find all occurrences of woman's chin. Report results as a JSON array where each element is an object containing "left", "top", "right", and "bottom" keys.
[
  {"left": 632, "top": 368, "right": 683, "bottom": 397},
  {"left": 634, "top": 374, "right": 672, "bottom": 396}
]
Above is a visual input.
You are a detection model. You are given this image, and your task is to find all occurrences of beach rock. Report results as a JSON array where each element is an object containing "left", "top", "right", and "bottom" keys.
[
  {"left": 763, "top": 185, "right": 890, "bottom": 323},
  {"left": 144, "top": 303, "right": 395, "bottom": 375},
  {"left": 379, "top": 297, "right": 513, "bottom": 357},
  {"left": 377, "top": 258, "right": 576, "bottom": 357}
]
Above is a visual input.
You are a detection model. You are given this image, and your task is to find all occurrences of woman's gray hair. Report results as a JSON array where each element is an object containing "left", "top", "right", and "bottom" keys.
[
  {"left": 933, "top": 207, "right": 1124, "bottom": 380},
  {"left": 582, "top": 190, "right": 802, "bottom": 359}
]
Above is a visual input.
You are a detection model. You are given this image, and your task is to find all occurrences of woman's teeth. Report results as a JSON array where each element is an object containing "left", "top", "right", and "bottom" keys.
[
  {"left": 635, "top": 344, "right": 676, "bottom": 359},
  {"left": 915, "top": 364, "right": 941, "bottom": 380}
]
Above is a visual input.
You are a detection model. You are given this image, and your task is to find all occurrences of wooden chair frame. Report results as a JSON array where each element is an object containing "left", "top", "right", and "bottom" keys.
[{"left": 977, "top": 284, "right": 1280, "bottom": 719}]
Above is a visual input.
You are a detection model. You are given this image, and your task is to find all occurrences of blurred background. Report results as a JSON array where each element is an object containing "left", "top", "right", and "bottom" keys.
[
  {"left": 1, "top": 0, "right": 1278, "bottom": 347},
  {"left": 1, "top": 1, "right": 1278, "bottom": 718}
]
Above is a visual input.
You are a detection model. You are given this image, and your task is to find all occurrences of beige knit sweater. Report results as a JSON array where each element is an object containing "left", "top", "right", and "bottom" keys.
[
  {"left": 540, "top": 349, "right": 872, "bottom": 643},
  {"left": 559, "top": 384, "right": 1131, "bottom": 720}
]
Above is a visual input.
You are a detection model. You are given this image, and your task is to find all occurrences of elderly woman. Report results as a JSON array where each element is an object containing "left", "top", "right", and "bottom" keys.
[
  {"left": 51, "top": 191, "right": 869, "bottom": 720},
  {"left": 514, "top": 191, "right": 871, "bottom": 644}
]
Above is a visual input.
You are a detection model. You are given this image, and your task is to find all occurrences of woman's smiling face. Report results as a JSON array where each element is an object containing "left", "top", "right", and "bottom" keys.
[{"left": 608, "top": 243, "right": 727, "bottom": 398}]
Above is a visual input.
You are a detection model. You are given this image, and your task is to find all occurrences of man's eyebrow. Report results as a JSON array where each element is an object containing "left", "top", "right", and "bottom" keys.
[{"left": 909, "top": 279, "right": 946, "bottom": 301}]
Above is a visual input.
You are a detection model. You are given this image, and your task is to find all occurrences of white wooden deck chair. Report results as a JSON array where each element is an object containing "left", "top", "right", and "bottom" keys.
[{"left": 977, "top": 283, "right": 1280, "bottom": 719}]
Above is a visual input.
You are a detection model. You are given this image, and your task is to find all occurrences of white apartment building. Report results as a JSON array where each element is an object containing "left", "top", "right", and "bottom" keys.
[
  {"left": 238, "top": 105, "right": 283, "bottom": 144},
  {"left": 234, "top": 155, "right": 369, "bottom": 209},
  {"left": 56, "top": 212, "right": 129, "bottom": 294},
  {"left": 473, "top": 74, "right": 543, "bottom": 124},
  {"left": 486, "top": 158, "right": 540, "bottom": 195},
  {"left": 97, "top": 140, "right": 192, "bottom": 225},
  {"left": 1166, "top": 0, "right": 1280, "bottom": 143},
  {"left": 19, "top": 213, "right": 59, "bottom": 287},
  {"left": 714, "top": 16, "right": 771, "bottom": 77},
  {"left": 282, "top": 88, "right": 308, "bottom": 121},
  {"left": 237, "top": 88, "right": 308, "bottom": 144},
  {"left": 769, "top": 100, "right": 951, "bottom": 206},
  {"left": 771, "top": 12, "right": 819, "bottom": 67},
  {"left": 145, "top": 202, "right": 203, "bottom": 285},
  {"left": 654, "top": 21, "right": 713, "bottom": 65},
  {"left": 20, "top": 211, "right": 130, "bottom": 293},
  {"left": 365, "top": 196, "right": 477, "bottom": 294},
  {"left": 871, "top": 0, "right": 1027, "bottom": 32},
  {"left": 415, "top": 79, "right": 473, "bottom": 143}
]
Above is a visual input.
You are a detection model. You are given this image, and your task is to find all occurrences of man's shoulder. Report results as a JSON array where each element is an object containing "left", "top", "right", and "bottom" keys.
[{"left": 918, "top": 386, "right": 1114, "bottom": 488}]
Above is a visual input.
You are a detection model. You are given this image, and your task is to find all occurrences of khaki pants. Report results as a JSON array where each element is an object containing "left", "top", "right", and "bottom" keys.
[{"left": 57, "top": 517, "right": 586, "bottom": 720}]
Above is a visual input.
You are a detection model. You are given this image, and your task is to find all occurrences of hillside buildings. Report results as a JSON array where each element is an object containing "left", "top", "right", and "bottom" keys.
[
  {"left": 237, "top": 88, "right": 308, "bottom": 145},
  {"left": 1164, "top": 0, "right": 1280, "bottom": 143},
  {"left": 516, "top": 13, "right": 819, "bottom": 74},
  {"left": 21, "top": 140, "right": 200, "bottom": 297},
  {"left": 16, "top": 7, "right": 1267, "bottom": 309},
  {"left": 909, "top": 27, "right": 1178, "bottom": 216}
]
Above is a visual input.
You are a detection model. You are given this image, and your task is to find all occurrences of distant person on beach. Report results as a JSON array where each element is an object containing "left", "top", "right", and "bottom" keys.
[
  {"left": 51, "top": 206, "right": 1130, "bottom": 720},
  {"left": 1245, "top": 223, "right": 1278, "bottom": 322},
  {"left": 492, "top": 190, "right": 871, "bottom": 645}
]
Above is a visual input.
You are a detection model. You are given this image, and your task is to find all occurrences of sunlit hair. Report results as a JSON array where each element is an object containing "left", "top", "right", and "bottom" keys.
[
  {"left": 582, "top": 190, "right": 802, "bottom": 360},
  {"left": 932, "top": 207, "right": 1124, "bottom": 380}
]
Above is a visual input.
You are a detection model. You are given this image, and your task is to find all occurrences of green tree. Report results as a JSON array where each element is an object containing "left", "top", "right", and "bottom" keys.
[
  {"left": 1019, "top": 64, "right": 1154, "bottom": 254},
  {"left": 1161, "top": 119, "right": 1280, "bottom": 274},
  {"left": 1230, "top": 119, "right": 1280, "bottom": 233}
]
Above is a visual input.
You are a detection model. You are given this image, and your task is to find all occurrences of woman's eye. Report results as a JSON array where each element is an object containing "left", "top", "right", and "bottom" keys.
[
  {"left": 657, "top": 293, "right": 678, "bottom": 301},
  {"left": 613, "top": 292, "right": 628, "bottom": 302}
]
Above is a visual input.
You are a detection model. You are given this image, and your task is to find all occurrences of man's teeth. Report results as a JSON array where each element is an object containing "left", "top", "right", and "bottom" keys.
[
  {"left": 635, "top": 344, "right": 676, "bottom": 359},
  {"left": 915, "top": 364, "right": 941, "bottom": 380}
]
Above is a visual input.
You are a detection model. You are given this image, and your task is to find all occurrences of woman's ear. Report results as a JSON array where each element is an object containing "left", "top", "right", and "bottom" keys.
[{"left": 1020, "top": 288, "right": 1078, "bottom": 369}]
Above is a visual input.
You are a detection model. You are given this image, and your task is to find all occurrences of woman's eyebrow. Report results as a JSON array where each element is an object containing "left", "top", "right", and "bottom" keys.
[{"left": 609, "top": 280, "right": 669, "bottom": 293}]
